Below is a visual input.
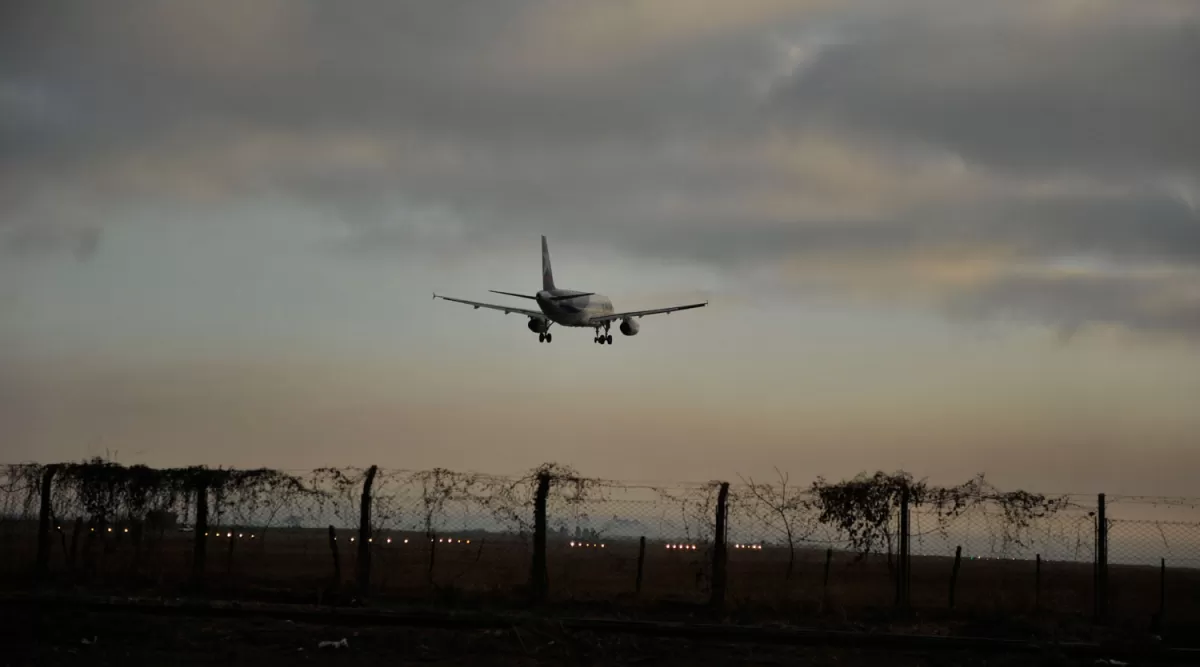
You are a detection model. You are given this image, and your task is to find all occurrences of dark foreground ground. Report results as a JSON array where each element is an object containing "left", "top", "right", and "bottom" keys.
[{"left": 4, "top": 604, "right": 1193, "bottom": 667}]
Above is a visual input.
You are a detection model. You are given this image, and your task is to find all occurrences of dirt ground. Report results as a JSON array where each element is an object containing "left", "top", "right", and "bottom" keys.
[{"left": 4, "top": 606, "right": 1150, "bottom": 667}]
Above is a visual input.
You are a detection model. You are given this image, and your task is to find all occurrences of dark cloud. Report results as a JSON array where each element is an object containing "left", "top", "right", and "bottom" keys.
[
  {"left": 0, "top": 0, "right": 795, "bottom": 247},
  {"left": 623, "top": 188, "right": 1200, "bottom": 269},
  {"left": 2, "top": 224, "right": 101, "bottom": 261},
  {"left": 969, "top": 191, "right": 1200, "bottom": 264},
  {"left": 944, "top": 271, "right": 1200, "bottom": 341},
  {"left": 769, "top": 8, "right": 1200, "bottom": 178}
]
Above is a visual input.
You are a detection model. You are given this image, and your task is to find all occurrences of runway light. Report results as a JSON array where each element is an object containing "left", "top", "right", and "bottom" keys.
[
  {"left": 466, "top": 540, "right": 471, "bottom": 544},
  {"left": 570, "top": 541, "right": 576, "bottom": 547},
  {"left": 238, "top": 533, "right": 244, "bottom": 538},
  {"left": 387, "top": 538, "right": 392, "bottom": 544},
  {"left": 601, "top": 544, "right": 605, "bottom": 548},
  {"left": 368, "top": 537, "right": 373, "bottom": 543},
  {"left": 405, "top": 539, "right": 409, "bottom": 544},
  {"left": 227, "top": 532, "right": 232, "bottom": 538},
  {"left": 107, "top": 527, "right": 113, "bottom": 532},
  {"left": 250, "top": 534, "right": 255, "bottom": 539},
  {"left": 350, "top": 537, "right": 356, "bottom": 542}
]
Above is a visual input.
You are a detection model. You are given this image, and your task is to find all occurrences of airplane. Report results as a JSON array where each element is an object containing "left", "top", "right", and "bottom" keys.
[{"left": 433, "top": 236, "right": 708, "bottom": 344}]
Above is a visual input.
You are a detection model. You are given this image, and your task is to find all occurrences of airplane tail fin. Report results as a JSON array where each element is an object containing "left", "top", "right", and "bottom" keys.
[{"left": 541, "top": 235, "right": 556, "bottom": 291}]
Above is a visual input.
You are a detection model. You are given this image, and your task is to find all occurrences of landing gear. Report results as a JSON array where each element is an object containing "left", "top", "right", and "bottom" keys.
[
  {"left": 539, "top": 332, "right": 553, "bottom": 343},
  {"left": 593, "top": 326, "right": 614, "bottom": 345}
]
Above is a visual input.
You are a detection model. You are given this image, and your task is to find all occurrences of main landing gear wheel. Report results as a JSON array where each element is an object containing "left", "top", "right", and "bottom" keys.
[
  {"left": 542, "top": 333, "right": 552, "bottom": 343},
  {"left": 539, "top": 333, "right": 545, "bottom": 343},
  {"left": 606, "top": 334, "right": 613, "bottom": 344}
]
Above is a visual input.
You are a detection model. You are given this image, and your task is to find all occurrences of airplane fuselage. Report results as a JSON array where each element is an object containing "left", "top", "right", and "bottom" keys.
[
  {"left": 432, "top": 235, "right": 707, "bottom": 344},
  {"left": 536, "top": 289, "right": 614, "bottom": 327}
]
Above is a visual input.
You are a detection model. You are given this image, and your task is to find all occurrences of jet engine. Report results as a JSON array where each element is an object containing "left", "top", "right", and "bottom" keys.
[
  {"left": 619, "top": 317, "right": 640, "bottom": 336},
  {"left": 527, "top": 318, "right": 548, "bottom": 333}
]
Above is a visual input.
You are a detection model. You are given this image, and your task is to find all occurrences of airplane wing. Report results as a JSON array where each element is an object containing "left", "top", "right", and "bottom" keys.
[
  {"left": 587, "top": 300, "right": 708, "bottom": 324},
  {"left": 433, "top": 293, "right": 548, "bottom": 320}
]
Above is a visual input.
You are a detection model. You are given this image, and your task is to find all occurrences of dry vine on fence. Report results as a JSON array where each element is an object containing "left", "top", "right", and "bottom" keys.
[{"left": 810, "top": 471, "right": 1071, "bottom": 569}]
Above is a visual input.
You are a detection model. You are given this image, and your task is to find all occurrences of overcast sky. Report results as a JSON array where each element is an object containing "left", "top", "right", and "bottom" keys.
[{"left": 2, "top": 0, "right": 1198, "bottom": 495}]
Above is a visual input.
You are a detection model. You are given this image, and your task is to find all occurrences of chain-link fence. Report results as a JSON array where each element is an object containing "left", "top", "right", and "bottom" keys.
[{"left": 3, "top": 461, "right": 1199, "bottom": 627}]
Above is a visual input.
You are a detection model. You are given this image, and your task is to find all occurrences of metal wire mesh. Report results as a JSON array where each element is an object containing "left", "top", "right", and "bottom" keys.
[
  {"left": 546, "top": 479, "right": 722, "bottom": 602},
  {"left": 3, "top": 462, "right": 1200, "bottom": 623}
]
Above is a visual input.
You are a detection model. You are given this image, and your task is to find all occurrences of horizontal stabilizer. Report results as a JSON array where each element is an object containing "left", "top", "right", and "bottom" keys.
[{"left": 548, "top": 292, "right": 594, "bottom": 301}]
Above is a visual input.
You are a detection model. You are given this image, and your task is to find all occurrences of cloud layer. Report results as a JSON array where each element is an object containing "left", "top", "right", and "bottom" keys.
[{"left": 3, "top": 0, "right": 1199, "bottom": 339}]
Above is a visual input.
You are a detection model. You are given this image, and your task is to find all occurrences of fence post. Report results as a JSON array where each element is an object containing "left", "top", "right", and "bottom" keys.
[
  {"left": 226, "top": 528, "right": 236, "bottom": 574},
  {"left": 357, "top": 465, "right": 378, "bottom": 596},
  {"left": 530, "top": 470, "right": 550, "bottom": 603},
  {"left": 949, "top": 545, "right": 962, "bottom": 609},
  {"left": 1155, "top": 557, "right": 1166, "bottom": 631},
  {"left": 36, "top": 465, "right": 57, "bottom": 577},
  {"left": 68, "top": 517, "right": 83, "bottom": 571},
  {"left": 328, "top": 525, "right": 342, "bottom": 592},
  {"left": 898, "top": 485, "right": 911, "bottom": 610},
  {"left": 56, "top": 522, "right": 68, "bottom": 564},
  {"left": 191, "top": 478, "right": 209, "bottom": 586},
  {"left": 709, "top": 481, "right": 730, "bottom": 610},
  {"left": 635, "top": 536, "right": 646, "bottom": 595},
  {"left": 822, "top": 547, "right": 833, "bottom": 612},
  {"left": 1095, "top": 493, "right": 1108, "bottom": 623},
  {"left": 1035, "top": 554, "right": 1042, "bottom": 612}
]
